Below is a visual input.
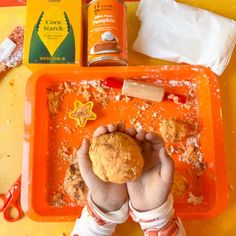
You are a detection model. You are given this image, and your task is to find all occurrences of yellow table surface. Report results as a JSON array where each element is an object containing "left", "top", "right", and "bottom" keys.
[{"left": 0, "top": 1, "right": 236, "bottom": 235}]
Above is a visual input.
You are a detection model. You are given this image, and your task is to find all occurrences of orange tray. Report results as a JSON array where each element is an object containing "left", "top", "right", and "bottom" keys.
[{"left": 22, "top": 65, "right": 228, "bottom": 221}]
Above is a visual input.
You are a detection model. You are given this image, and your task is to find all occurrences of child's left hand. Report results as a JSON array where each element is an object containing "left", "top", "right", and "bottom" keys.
[{"left": 77, "top": 123, "right": 128, "bottom": 212}]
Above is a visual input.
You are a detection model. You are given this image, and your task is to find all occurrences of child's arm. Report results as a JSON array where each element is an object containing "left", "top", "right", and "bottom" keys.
[
  {"left": 71, "top": 124, "right": 129, "bottom": 236},
  {"left": 71, "top": 194, "right": 128, "bottom": 236},
  {"left": 126, "top": 129, "right": 186, "bottom": 236},
  {"left": 71, "top": 124, "right": 186, "bottom": 236},
  {"left": 129, "top": 194, "right": 185, "bottom": 235}
]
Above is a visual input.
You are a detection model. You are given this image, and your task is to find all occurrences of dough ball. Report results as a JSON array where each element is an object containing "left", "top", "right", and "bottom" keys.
[
  {"left": 171, "top": 171, "right": 188, "bottom": 199},
  {"left": 159, "top": 119, "right": 187, "bottom": 142},
  {"left": 89, "top": 132, "right": 144, "bottom": 183}
]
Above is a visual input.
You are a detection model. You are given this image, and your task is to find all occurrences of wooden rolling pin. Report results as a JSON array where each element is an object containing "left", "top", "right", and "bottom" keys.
[{"left": 104, "top": 77, "right": 186, "bottom": 103}]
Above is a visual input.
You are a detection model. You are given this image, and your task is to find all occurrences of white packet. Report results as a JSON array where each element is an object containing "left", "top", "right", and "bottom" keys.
[
  {"left": 133, "top": 0, "right": 236, "bottom": 75},
  {"left": 0, "top": 38, "right": 16, "bottom": 63}
]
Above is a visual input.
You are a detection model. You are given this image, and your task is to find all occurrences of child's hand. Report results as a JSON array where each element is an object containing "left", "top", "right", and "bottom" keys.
[
  {"left": 126, "top": 128, "right": 174, "bottom": 212},
  {"left": 77, "top": 123, "right": 128, "bottom": 212}
]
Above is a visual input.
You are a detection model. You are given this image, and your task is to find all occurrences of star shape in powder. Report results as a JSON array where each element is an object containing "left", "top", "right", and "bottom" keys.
[{"left": 69, "top": 100, "right": 97, "bottom": 127}]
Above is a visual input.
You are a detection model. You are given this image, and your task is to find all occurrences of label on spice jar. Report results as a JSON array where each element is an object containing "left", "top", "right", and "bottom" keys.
[{"left": 87, "top": 0, "right": 128, "bottom": 66}]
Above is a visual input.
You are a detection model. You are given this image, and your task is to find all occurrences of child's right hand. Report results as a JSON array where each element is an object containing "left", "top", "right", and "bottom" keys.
[
  {"left": 126, "top": 128, "right": 174, "bottom": 211},
  {"left": 77, "top": 123, "right": 128, "bottom": 213}
]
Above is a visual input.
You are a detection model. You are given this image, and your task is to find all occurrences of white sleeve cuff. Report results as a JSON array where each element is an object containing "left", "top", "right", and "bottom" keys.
[
  {"left": 129, "top": 194, "right": 174, "bottom": 229},
  {"left": 71, "top": 195, "right": 129, "bottom": 236},
  {"left": 88, "top": 194, "right": 129, "bottom": 224}
]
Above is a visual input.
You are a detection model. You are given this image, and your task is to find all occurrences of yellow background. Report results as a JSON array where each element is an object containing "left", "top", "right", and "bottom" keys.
[{"left": 0, "top": 1, "right": 236, "bottom": 235}]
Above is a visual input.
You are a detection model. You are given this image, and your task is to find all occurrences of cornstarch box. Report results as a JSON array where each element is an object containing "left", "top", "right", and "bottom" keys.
[{"left": 24, "top": 0, "right": 84, "bottom": 65}]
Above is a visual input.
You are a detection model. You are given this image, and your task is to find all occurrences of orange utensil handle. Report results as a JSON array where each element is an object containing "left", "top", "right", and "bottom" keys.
[
  {"left": 0, "top": 192, "right": 11, "bottom": 212},
  {"left": 3, "top": 201, "right": 24, "bottom": 222},
  {"left": 0, "top": 175, "right": 24, "bottom": 222}
]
